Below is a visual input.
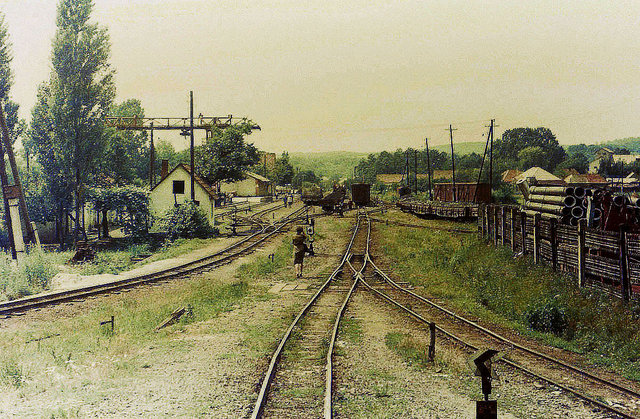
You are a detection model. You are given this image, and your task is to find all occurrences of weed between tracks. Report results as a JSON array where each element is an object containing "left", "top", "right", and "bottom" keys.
[{"left": 377, "top": 221, "right": 640, "bottom": 381}]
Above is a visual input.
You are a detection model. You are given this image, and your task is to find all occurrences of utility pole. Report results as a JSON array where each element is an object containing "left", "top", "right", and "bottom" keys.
[
  {"left": 488, "top": 119, "right": 495, "bottom": 201},
  {"left": 190, "top": 91, "right": 195, "bottom": 202},
  {"left": 425, "top": 137, "right": 432, "bottom": 200},
  {"left": 474, "top": 122, "right": 493, "bottom": 203},
  {"left": 414, "top": 150, "right": 418, "bottom": 194},
  {"left": 0, "top": 102, "right": 35, "bottom": 244},
  {"left": 0, "top": 132, "right": 16, "bottom": 259},
  {"left": 448, "top": 124, "right": 457, "bottom": 201},
  {"left": 149, "top": 122, "right": 155, "bottom": 188}
]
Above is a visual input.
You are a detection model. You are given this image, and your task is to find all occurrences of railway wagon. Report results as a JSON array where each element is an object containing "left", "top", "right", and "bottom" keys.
[
  {"left": 351, "top": 183, "right": 371, "bottom": 206},
  {"left": 434, "top": 182, "right": 491, "bottom": 203}
]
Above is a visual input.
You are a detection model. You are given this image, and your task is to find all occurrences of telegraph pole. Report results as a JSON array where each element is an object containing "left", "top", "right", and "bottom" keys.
[
  {"left": 448, "top": 124, "right": 458, "bottom": 201},
  {"left": 0, "top": 102, "right": 34, "bottom": 244},
  {"left": 473, "top": 122, "right": 493, "bottom": 203},
  {"left": 425, "top": 137, "right": 433, "bottom": 200},
  {"left": 414, "top": 150, "right": 418, "bottom": 194},
  {"left": 190, "top": 91, "right": 195, "bottom": 202},
  {"left": 488, "top": 119, "right": 495, "bottom": 200},
  {"left": 149, "top": 122, "right": 155, "bottom": 188},
  {"left": 0, "top": 134, "right": 16, "bottom": 259}
]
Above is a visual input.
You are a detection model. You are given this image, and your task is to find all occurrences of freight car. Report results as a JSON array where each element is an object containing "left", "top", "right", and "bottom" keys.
[
  {"left": 351, "top": 183, "right": 371, "bottom": 207},
  {"left": 303, "top": 185, "right": 347, "bottom": 212}
]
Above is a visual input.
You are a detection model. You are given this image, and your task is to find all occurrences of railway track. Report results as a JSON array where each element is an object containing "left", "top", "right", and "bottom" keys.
[
  {"left": 213, "top": 200, "right": 275, "bottom": 222},
  {"left": 251, "top": 211, "right": 371, "bottom": 418},
  {"left": 361, "top": 219, "right": 640, "bottom": 419},
  {"left": 0, "top": 204, "right": 307, "bottom": 318}
]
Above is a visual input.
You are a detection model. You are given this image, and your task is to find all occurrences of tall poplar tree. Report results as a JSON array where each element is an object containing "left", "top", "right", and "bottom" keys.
[
  {"left": 30, "top": 0, "right": 115, "bottom": 243},
  {"left": 0, "top": 14, "right": 25, "bottom": 152}
]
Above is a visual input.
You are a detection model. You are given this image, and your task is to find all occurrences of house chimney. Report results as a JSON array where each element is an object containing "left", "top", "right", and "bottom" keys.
[{"left": 161, "top": 159, "right": 169, "bottom": 180}]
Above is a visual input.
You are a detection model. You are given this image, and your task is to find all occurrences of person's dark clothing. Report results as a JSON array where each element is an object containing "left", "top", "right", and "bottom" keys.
[{"left": 293, "top": 232, "right": 306, "bottom": 264}]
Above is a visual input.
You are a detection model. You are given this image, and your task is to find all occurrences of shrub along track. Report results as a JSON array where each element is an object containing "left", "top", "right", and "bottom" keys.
[
  {"left": 363, "top": 217, "right": 640, "bottom": 419},
  {"left": 251, "top": 210, "right": 371, "bottom": 419},
  {"left": 0, "top": 204, "right": 308, "bottom": 319}
]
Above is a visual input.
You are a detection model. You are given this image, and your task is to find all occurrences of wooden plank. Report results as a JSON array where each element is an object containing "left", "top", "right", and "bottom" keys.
[{"left": 155, "top": 307, "right": 186, "bottom": 331}]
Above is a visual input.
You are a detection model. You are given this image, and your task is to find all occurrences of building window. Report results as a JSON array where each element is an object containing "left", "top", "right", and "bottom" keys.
[{"left": 173, "top": 180, "right": 185, "bottom": 194}]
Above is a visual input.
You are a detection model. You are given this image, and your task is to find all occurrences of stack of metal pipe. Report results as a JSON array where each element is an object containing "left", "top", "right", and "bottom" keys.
[{"left": 519, "top": 182, "right": 614, "bottom": 228}]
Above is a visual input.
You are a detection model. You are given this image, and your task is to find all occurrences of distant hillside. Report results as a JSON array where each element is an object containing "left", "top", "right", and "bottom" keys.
[
  {"left": 432, "top": 141, "right": 485, "bottom": 155},
  {"left": 290, "top": 151, "right": 369, "bottom": 180}
]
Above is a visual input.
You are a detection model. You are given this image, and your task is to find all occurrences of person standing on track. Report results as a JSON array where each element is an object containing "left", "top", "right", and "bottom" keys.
[
  {"left": 292, "top": 226, "right": 306, "bottom": 278},
  {"left": 287, "top": 194, "right": 293, "bottom": 207}
]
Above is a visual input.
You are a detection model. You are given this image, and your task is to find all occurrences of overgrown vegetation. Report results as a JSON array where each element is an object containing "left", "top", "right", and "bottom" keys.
[
  {"left": 378, "top": 223, "right": 640, "bottom": 380},
  {"left": 0, "top": 249, "right": 62, "bottom": 300},
  {"left": 158, "top": 202, "right": 215, "bottom": 240}
]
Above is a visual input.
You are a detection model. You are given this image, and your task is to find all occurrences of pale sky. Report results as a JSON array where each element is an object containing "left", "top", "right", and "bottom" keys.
[{"left": 2, "top": 0, "right": 640, "bottom": 153}]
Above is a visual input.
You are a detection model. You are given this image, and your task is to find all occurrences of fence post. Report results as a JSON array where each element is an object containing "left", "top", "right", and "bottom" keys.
[
  {"left": 550, "top": 218, "right": 558, "bottom": 271},
  {"left": 578, "top": 219, "right": 586, "bottom": 288},
  {"left": 620, "top": 227, "right": 631, "bottom": 302},
  {"left": 510, "top": 207, "right": 517, "bottom": 253},
  {"left": 520, "top": 211, "right": 528, "bottom": 255},
  {"left": 485, "top": 205, "right": 490, "bottom": 240},
  {"left": 480, "top": 204, "right": 485, "bottom": 238},
  {"left": 493, "top": 206, "right": 499, "bottom": 246},
  {"left": 501, "top": 206, "right": 506, "bottom": 247},
  {"left": 533, "top": 213, "right": 541, "bottom": 264}
]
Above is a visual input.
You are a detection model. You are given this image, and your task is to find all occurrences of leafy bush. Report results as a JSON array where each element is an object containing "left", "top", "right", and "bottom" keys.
[
  {"left": 524, "top": 296, "right": 568, "bottom": 336},
  {"left": 159, "top": 202, "right": 214, "bottom": 240}
]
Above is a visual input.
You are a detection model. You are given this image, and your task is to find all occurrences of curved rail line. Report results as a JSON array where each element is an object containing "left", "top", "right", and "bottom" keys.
[
  {"left": 360, "top": 221, "right": 640, "bottom": 418},
  {"left": 0, "top": 205, "right": 307, "bottom": 318},
  {"left": 251, "top": 211, "right": 370, "bottom": 419}
]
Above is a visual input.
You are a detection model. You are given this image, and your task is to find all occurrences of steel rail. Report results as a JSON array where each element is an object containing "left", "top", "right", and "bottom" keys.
[
  {"left": 251, "top": 213, "right": 366, "bottom": 419},
  {"left": 369, "top": 259, "right": 640, "bottom": 400},
  {"left": 361, "top": 256, "right": 639, "bottom": 419},
  {"left": 0, "top": 205, "right": 307, "bottom": 317},
  {"left": 324, "top": 211, "right": 371, "bottom": 418},
  {"left": 360, "top": 276, "right": 635, "bottom": 419}
]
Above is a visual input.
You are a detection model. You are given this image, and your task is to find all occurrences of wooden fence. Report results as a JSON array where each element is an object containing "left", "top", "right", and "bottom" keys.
[{"left": 478, "top": 204, "right": 640, "bottom": 301}]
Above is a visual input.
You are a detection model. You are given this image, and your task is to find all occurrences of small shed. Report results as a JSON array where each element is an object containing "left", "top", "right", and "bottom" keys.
[
  {"left": 149, "top": 164, "right": 217, "bottom": 222},
  {"left": 219, "top": 172, "right": 272, "bottom": 197}
]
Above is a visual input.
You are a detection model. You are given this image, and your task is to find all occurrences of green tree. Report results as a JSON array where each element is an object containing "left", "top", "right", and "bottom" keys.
[
  {"left": 29, "top": 0, "right": 115, "bottom": 243},
  {"left": 292, "top": 169, "right": 318, "bottom": 189},
  {"left": 0, "top": 13, "right": 23, "bottom": 145},
  {"left": 517, "top": 146, "right": 548, "bottom": 170},
  {"left": 494, "top": 127, "right": 566, "bottom": 172},
  {"left": 272, "top": 152, "right": 295, "bottom": 185},
  {"left": 555, "top": 152, "right": 589, "bottom": 174},
  {"left": 194, "top": 123, "right": 259, "bottom": 184},
  {"left": 102, "top": 99, "right": 148, "bottom": 186}
]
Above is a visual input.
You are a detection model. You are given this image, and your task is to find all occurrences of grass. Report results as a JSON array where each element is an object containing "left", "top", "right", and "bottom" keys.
[
  {"left": 384, "top": 332, "right": 432, "bottom": 369},
  {"left": 0, "top": 248, "right": 68, "bottom": 301},
  {"left": 377, "top": 222, "right": 640, "bottom": 381},
  {"left": 0, "top": 274, "right": 250, "bottom": 398},
  {"left": 339, "top": 317, "right": 363, "bottom": 343}
]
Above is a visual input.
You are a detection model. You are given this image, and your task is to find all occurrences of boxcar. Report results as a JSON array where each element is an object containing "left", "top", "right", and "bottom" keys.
[{"left": 351, "top": 183, "right": 371, "bottom": 206}]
